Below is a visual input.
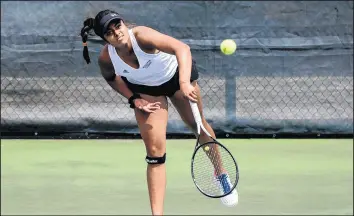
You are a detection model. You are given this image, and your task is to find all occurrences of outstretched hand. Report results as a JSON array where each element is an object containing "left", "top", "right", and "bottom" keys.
[
  {"left": 134, "top": 98, "right": 161, "bottom": 113},
  {"left": 180, "top": 82, "right": 198, "bottom": 102}
]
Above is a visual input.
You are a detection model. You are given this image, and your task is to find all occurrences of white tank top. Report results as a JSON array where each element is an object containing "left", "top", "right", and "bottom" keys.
[{"left": 107, "top": 29, "right": 178, "bottom": 86}]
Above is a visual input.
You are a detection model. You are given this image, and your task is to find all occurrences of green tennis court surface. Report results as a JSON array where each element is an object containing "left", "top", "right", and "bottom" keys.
[{"left": 1, "top": 139, "right": 352, "bottom": 215}]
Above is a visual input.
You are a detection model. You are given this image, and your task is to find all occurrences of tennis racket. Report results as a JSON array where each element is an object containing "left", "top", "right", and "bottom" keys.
[{"left": 189, "top": 101, "right": 239, "bottom": 198}]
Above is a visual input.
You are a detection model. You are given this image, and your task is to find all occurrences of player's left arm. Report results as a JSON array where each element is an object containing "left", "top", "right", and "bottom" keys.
[{"left": 134, "top": 26, "right": 192, "bottom": 85}]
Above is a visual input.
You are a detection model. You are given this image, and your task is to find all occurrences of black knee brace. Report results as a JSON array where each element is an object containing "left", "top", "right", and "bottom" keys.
[{"left": 145, "top": 153, "right": 166, "bottom": 164}]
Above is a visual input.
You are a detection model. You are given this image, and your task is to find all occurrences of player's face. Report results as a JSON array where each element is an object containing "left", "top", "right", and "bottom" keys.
[{"left": 104, "top": 20, "right": 128, "bottom": 46}]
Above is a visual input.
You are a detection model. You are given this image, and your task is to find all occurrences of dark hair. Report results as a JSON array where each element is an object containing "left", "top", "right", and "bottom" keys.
[
  {"left": 80, "top": 18, "right": 95, "bottom": 64},
  {"left": 80, "top": 9, "right": 126, "bottom": 64}
]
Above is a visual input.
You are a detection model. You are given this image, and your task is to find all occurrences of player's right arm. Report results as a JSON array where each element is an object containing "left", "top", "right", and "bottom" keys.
[
  {"left": 98, "top": 45, "right": 133, "bottom": 100},
  {"left": 98, "top": 45, "right": 161, "bottom": 113}
]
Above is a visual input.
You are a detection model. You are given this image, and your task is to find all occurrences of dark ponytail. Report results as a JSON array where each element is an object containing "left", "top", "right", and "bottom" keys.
[
  {"left": 80, "top": 10, "right": 127, "bottom": 64},
  {"left": 80, "top": 18, "right": 95, "bottom": 64}
]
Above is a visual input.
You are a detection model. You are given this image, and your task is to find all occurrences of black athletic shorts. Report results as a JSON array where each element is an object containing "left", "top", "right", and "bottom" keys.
[{"left": 121, "top": 60, "right": 199, "bottom": 97}]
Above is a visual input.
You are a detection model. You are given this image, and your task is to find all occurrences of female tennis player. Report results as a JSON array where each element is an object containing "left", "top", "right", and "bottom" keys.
[{"left": 80, "top": 9, "right": 238, "bottom": 215}]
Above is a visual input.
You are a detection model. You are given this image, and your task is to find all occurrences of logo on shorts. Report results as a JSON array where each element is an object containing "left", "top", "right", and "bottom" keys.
[
  {"left": 123, "top": 69, "right": 129, "bottom": 73},
  {"left": 142, "top": 60, "right": 152, "bottom": 69}
]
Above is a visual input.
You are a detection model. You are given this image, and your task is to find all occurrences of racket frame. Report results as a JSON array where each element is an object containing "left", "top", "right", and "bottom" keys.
[{"left": 189, "top": 101, "right": 239, "bottom": 198}]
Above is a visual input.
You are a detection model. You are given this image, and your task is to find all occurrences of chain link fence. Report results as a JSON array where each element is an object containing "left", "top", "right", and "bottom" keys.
[
  {"left": 1, "top": 67, "right": 353, "bottom": 137},
  {"left": 1, "top": 1, "right": 353, "bottom": 138}
]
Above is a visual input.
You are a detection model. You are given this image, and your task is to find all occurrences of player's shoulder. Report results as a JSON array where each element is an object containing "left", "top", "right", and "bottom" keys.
[
  {"left": 132, "top": 26, "right": 157, "bottom": 40},
  {"left": 132, "top": 25, "right": 154, "bottom": 34},
  {"left": 98, "top": 44, "right": 115, "bottom": 74},
  {"left": 132, "top": 26, "right": 159, "bottom": 50},
  {"left": 98, "top": 44, "right": 112, "bottom": 65}
]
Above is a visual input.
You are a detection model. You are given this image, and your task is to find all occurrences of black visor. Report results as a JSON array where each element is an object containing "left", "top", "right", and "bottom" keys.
[{"left": 95, "top": 12, "right": 123, "bottom": 38}]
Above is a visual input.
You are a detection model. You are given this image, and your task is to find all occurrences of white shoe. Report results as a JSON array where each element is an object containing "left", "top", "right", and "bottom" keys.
[{"left": 215, "top": 173, "right": 239, "bottom": 207}]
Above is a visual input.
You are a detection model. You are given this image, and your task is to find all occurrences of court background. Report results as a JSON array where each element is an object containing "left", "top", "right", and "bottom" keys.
[
  {"left": 1, "top": 1, "right": 353, "bottom": 138},
  {"left": 1, "top": 1, "right": 353, "bottom": 215}
]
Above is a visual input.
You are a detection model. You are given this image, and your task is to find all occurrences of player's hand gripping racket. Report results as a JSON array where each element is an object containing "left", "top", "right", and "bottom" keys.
[{"left": 189, "top": 101, "right": 239, "bottom": 198}]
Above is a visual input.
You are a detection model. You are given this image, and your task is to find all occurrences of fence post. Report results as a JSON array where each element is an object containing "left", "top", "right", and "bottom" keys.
[{"left": 225, "top": 73, "right": 236, "bottom": 121}]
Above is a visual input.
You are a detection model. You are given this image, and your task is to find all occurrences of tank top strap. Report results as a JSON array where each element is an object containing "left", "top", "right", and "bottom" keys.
[{"left": 128, "top": 29, "right": 144, "bottom": 54}]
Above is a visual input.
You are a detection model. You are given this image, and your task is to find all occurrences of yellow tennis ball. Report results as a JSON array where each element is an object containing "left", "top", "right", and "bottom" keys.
[
  {"left": 220, "top": 39, "right": 237, "bottom": 55},
  {"left": 204, "top": 146, "right": 210, "bottom": 151}
]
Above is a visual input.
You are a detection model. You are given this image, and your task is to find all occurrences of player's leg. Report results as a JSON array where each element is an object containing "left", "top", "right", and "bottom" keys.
[
  {"left": 169, "top": 81, "right": 225, "bottom": 175},
  {"left": 170, "top": 82, "right": 238, "bottom": 206},
  {"left": 134, "top": 93, "right": 169, "bottom": 215}
]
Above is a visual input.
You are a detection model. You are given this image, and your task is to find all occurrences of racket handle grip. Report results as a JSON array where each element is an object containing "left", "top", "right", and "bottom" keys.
[
  {"left": 189, "top": 101, "right": 213, "bottom": 137},
  {"left": 189, "top": 101, "right": 202, "bottom": 133}
]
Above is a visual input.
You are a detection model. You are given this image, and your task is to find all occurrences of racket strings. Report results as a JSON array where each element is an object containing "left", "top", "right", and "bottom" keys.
[{"left": 192, "top": 142, "right": 238, "bottom": 197}]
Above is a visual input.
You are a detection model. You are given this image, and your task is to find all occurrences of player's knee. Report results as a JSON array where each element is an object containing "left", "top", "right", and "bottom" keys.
[
  {"left": 145, "top": 153, "right": 166, "bottom": 164},
  {"left": 145, "top": 139, "right": 166, "bottom": 164},
  {"left": 146, "top": 142, "right": 165, "bottom": 156}
]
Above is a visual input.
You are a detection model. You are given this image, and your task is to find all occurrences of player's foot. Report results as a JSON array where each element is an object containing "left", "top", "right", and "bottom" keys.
[{"left": 215, "top": 173, "right": 238, "bottom": 207}]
